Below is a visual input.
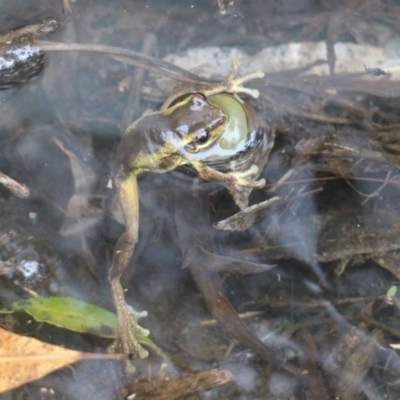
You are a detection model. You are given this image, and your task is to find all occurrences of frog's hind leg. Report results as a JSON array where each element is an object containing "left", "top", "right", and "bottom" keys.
[{"left": 108, "top": 174, "right": 149, "bottom": 363}]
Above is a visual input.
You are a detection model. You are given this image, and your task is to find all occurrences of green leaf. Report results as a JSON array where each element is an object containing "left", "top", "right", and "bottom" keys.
[
  {"left": 1, "top": 297, "right": 116, "bottom": 338},
  {"left": 0, "top": 297, "right": 165, "bottom": 357}
]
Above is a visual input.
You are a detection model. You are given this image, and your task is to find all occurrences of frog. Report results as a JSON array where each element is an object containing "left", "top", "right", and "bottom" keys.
[{"left": 109, "top": 61, "right": 274, "bottom": 360}]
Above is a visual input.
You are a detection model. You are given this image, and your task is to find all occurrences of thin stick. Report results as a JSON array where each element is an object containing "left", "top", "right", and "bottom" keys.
[
  {"left": 123, "top": 33, "right": 157, "bottom": 126},
  {"left": 36, "top": 41, "right": 213, "bottom": 84},
  {"left": 0, "top": 172, "right": 30, "bottom": 198}
]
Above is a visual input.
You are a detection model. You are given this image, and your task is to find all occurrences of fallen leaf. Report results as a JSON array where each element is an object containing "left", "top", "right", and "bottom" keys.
[
  {"left": 0, "top": 328, "right": 125, "bottom": 393},
  {"left": 0, "top": 297, "right": 165, "bottom": 358},
  {"left": 4, "top": 297, "right": 117, "bottom": 338},
  {"left": 127, "top": 369, "right": 232, "bottom": 400},
  {"left": 338, "top": 330, "right": 380, "bottom": 399}
]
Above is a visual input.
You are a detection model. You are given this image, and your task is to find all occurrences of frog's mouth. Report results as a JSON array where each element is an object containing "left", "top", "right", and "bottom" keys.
[{"left": 184, "top": 143, "right": 197, "bottom": 153}]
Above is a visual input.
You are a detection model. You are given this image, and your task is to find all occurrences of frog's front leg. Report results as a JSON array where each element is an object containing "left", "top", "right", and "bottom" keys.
[
  {"left": 202, "top": 60, "right": 265, "bottom": 100},
  {"left": 192, "top": 161, "right": 265, "bottom": 210},
  {"left": 224, "top": 165, "right": 266, "bottom": 211},
  {"left": 108, "top": 173, "right": 149, "bottom": 360}
]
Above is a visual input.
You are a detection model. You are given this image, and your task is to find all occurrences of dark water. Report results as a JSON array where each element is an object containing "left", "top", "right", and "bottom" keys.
[{"left": 1, "top": 1, "right": 400, "bottom": 399}]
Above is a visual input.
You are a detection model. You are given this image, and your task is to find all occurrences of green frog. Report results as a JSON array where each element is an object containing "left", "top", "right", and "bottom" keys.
[{"left": 109, "top": 63, "right": 274, "bottom": 360}]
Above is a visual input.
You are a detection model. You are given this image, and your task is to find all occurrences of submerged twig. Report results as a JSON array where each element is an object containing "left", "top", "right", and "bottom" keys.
[
  {"left": 0, "top": 172, "right": 30, "bottom": 198},
  {"left": 36, "top": 40, "right": 214, "bottom": 85},
  {"left": 122, "top": 33, "right": 158, "bottom": 125}
]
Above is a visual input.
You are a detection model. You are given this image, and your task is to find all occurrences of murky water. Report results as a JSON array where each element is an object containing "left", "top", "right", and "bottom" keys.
[{"left": 1, "top": 1, "right": 400, "bottom": 399}]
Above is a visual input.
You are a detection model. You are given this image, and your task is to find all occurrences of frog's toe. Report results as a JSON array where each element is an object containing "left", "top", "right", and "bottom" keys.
[
  {"left": 108, "top": 304, "right": 149, "bottom": 361},
  {"left": 226, "top": 60, "right": 265, "bottom": 99},
  {"left": 228, "top": 167, "right": 265, "bottom": 190},
  {"left": 251, "top": 177, "right": 266, "bottom": 189},
  {"left": 235, "top": 164, "right": 259, "bottom": 179},
  {"left": 229, "top": 176, "right": 265, "bottom": 190}
]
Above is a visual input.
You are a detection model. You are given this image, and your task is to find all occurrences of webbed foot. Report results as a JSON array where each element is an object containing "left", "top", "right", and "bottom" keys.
[
  {"left": 202, "top": 60, "right": 264, "bottom": 99},
  {"left": 107, "top": 278, "right": 149, "bottom": 364}
]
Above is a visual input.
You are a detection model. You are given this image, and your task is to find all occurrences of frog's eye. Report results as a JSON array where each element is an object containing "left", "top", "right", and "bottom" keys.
[{"left": 195, "top": 128, "right": 210, "bottom": 144}]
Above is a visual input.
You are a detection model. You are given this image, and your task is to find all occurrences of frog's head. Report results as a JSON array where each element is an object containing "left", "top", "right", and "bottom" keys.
[
  {"left": 114, "top": 93, "right": 228, "bottom": 175},
  {"left": 164, "top": 93, "right": 228, "bottom": 155}
]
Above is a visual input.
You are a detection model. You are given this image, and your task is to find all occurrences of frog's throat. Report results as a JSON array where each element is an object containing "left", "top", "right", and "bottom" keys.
[{"left": 207, "top": 93, "right": 247, "bottom": 151}]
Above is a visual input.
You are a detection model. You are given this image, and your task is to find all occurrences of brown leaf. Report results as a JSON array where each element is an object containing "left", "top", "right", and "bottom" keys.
[
  {"left": 337, "top": 330, "right": 380, "bottom": 399},
  {"left": 127, "top": 369, "right": 232, "bottom": 400},
  {"left": 0, "top": 328, "right": 125, "bottom": 393}
]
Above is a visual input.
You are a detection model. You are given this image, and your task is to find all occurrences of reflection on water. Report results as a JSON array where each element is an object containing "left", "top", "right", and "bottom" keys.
[{"left": 1, "top": 0, "right": 400, "bottom": 398}]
